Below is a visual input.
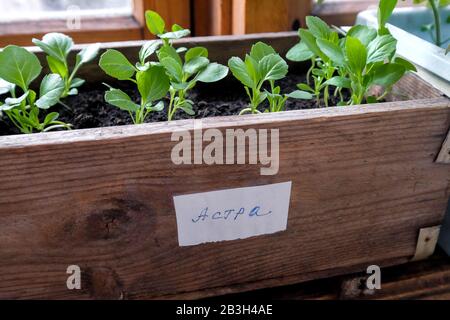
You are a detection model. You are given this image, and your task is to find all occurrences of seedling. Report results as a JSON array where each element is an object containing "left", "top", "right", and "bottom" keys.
[
  {"left": 99, "top": 42, "right": 170, "bottom": 124},
  {"left": 229, "top": 42, "right": 311, "bottom": 114},
  {"left": 0, "top": 46, "right": 72, "bottom": 133},
  {"left": 287, "top": 16, "right": 344, "bottom": 107},
  {"left": 33, "top": 33, "right": 100, "bottom": 101},
  {"left": 288, "top": 0, "right": 415, "bottom": 106},
  {"left": 146, "top": 10, "right": 229, "bottom": 121},
  {"left": 413, "top": 0, "right": 450, "bottom": 47}
]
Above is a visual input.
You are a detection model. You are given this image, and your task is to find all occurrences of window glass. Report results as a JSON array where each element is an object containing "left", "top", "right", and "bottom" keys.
[{"left": 0, "top": 0, "right": 133, "bottom": 23}]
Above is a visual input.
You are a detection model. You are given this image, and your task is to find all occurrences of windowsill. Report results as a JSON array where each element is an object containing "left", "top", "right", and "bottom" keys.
[{"left": 0, "top": 15, "right": 143, "bottom": 47}]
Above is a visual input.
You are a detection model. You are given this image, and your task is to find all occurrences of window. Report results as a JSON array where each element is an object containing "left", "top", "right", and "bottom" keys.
[
  {"left": 0, "top": 0, "right": 133, "bottom": 23},
  {"left": 0, "top": 0, "right": 147, "bottom": 47}
]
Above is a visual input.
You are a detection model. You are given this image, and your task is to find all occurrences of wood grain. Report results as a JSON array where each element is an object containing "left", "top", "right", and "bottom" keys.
[
  {"left": 224, "top": 252, "right": 450, "bottom": 300},
  {"left": 232, "top": 0, "right": 311, "bottom": 35},
  {"left": 0, "top": 99, "right": 449, "bottom": 299},
  {"left": 133, "top": 0, "right": 191, "bottom": 39},
  {"left": 0, "top": 33, "right": 449, "bottom": 300}
]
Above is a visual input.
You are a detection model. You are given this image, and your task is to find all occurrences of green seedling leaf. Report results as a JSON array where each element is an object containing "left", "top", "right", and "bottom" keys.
[
  {"left": 137, "top": 66, "right": 170, "bottom": 104},
  {"left": 345, "top": 36, "right": 367, "bottom": 75},
  {"left": 70, "top": 78, "right": 85, "bottom": 88},
  {"left": 306, "top": 16, "right": 331, "bottom": 39},
  {"left": 35, "top": 74, "right": 65, "bottom": 109},
  {"left": 347, "top": 25, "right": 377, "bottom": 46},
  {"left": 250, "top": 42, "right": 276, "bottom": 62},
  {"left": 317, "top": 38, "right": 345, "bottom": 66},
  {"left": 197, "top": 63, "right": 229, "bottom": 83},
  {"left": 4, "top": 91, "right": 29, "bottom": 108},
  {"left": 0, "top": 45, "right": 42, "bottom": 90},
  {"left": 367, "top": 34, "right": 397, "bottom": 63},
  {"left": 180, "top": 100, "right": 195, "bottom": 116},
  {"left": 43, "top": 112, "right": 59, "bottom": 126},
  {"left": 286, "top": 90, "right": 313, "bottom": 99},
  {"left": 394, "top": 57, "right": 417, "bottom": 72},
  {"left": 286, "top": 42, "right": 314, "bottom": 62},
  {"left": 185, "top": 47, "right": 208, "bottom": 62},
  {"left": 297, "top": 83, "right": 314, "bottom": 92},
  {"left": 324, "top": 76, "right": 352, "bottom": 88},
  {"left": 149, "top": 101, "right": 165, "bottom": 112},
  {"left": 68, "top": 88, "right": 78, "bottom": 96},
  {"left": 172, "top": 24, "right": 184, "bottom": 32},
  {"left": 146, "top": 10, "right": 165, "bottom": 35},
  {"left": 0, "top": 78, "right": 15, "bottom": 95},
  {"left": 77, "top": 43, "right": 101, "bottom": 66},
  {"left": 158, "top": 45, "right": 183, "bottom": 66},
  {"left": 183, "top": 57, "right": 210, "bottom": 75},
  {"left": 160, "top": 29, "right": 191, "bottom": 40},
  {"left": 228, "top": 57, "right": 254, "bottom": 88},
  {"left": 372, "top": 63, "right": 406, "bottom": 87},
  {"left": 32, "top": 33, "right": 73, "bottom": 63},
  {"left": 99, "top": 49, "right": 136, "bottom": 80},
  {"left": 105, "top": 88, "right": 140, "bottom": 112},
  {"left": 47, "top": 56, "right": 68, "bottom": 78},
  {"left": 139, "top": 40, "right": 161, "bottom": 64},
  {"left": 299, "top": 29, "right": 328, "bottom": 61},
  {"left": 259, "top": 54, "right": 289, "bottom": 82},
  {"left": 378, "top": 0, "right": 398, "bottom": 34},
  {"left": 160, "top": 57, "right": 184, "bottom": 83}
]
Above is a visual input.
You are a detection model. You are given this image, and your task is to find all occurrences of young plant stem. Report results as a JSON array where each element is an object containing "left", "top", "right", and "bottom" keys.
[
  {"left": 429, "top": 0, "right": 442, "bottom": 47},
  {"left": 168, "top": 90, "right": 176, "bottom": 121}
]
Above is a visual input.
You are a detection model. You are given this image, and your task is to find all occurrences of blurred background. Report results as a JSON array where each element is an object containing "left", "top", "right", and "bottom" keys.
[{"left": 0, "top": 0, "right": 417, "bottom": 46}]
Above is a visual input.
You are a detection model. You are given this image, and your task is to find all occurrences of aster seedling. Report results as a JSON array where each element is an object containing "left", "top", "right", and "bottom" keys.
[
  {"left": 229, "top": 42, "right": 311, "bottom": 114},
  {"left": 99, "top": 41, "right": 170, "bottom": 124},
  {"left": 0, "top": 46, "right": 72, "bottom": 133},
  {"left": 33, "top": 33, "right": 100, "bottom": 101},
  {"left": 146, "top": 10, "right": 229, "bottom": 120},
  {"left": 287, "top": 16, "right": 344, "bottom": 107}
]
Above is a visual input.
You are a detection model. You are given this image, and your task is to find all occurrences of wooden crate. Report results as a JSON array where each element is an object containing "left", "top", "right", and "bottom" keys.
[{"left": 0, "top": 32, "right": 449, "bottom": 300}]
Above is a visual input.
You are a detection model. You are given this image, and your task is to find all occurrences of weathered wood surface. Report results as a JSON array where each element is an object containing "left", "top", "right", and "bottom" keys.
[
  {"left": 225, "top": 251, "right": 450, "bottom": 300},
  {"left": 0, "top": 97, "right": 449, "bottom": 299},
  {"left": 0, "top": 33, "right": 449, "bottom": 300},
  {"left": 232, "top": 0, "right": 311, "bottom": 35}
]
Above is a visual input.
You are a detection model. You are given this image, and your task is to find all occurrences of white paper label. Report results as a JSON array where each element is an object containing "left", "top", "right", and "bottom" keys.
[{"left": 173, "top": 182, "right": 292, "bottom": 246}]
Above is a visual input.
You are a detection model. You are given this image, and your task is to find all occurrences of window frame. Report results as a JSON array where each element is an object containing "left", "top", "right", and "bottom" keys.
[{"left": 0, "top": 0, "right": 191, "bottom": 47}]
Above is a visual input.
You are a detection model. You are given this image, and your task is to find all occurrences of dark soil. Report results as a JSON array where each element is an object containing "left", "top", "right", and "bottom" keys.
[{"left": 0, "top": 71, "right": 349, "bottom": 136}]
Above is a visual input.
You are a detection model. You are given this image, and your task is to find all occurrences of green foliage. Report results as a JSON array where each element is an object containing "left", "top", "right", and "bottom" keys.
[
  {"left": 99, "top": 46, "right": 170, "bottom": 124},
  {"left": 0, "top": 45, "right": 72, "bottom": 133},
  {"left": 287, "top": 1, "right": 415, "bottom": 106},
  {"left": 33, "top": 33, "right": 99, "bottom": 98},
  {"left": 410, "top": 0, "right": 449, "bottom": 47},
  {"left": 287, "top": 16, "right": 342, "bottom": 107},
  {"left": 229, "top": 42, "right": 311, "bottom": 114},
  {"left": 146, "top": 10, "right": 229, "bottom": 121}
]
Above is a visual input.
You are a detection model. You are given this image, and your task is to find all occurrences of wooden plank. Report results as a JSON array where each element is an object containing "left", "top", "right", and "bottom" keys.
[
  {"left": 0, "top": 16, "right": 142, "bottom": 47},
  {"left": 232, "top": 0, "right": 311, "bottom": 35},
  {"left": 221, "top": 252, "right": 450, "bottom": 300},
  {"left": 0, "top": 99, "right": 449, "bottom": 299},
  {"left": 0, "top": 33, "right": 449, "bottom": 300},
  {"left": 193, "top": 0, "right": 232, "bottom": 36},
  {"left": 133, "top": 0, "right": 191, "bottom": 39}
]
